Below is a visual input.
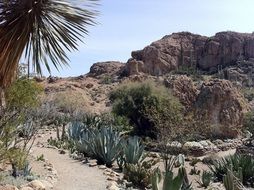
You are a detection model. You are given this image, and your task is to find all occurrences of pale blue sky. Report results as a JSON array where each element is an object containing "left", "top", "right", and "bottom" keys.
[{"left": 38, "top": 0, "right": 254, "bottom": 77}]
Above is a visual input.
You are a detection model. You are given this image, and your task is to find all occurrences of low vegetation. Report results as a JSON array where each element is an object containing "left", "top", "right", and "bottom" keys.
[
  {"left": 0, "top": 78, "right": 43, "bottom": 180},
  {"left": 110, "top": 81, "right": 183, "bottom": 139},
  {"left": 209, "top": 154, "right": 254, "bottom": 187}
]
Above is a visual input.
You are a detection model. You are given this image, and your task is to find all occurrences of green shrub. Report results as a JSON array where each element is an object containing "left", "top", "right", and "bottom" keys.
[
  {"left": 209, "top": 154, "right": 254, "bottom": 187},
  {"left": 242, "top": 88, "right": 254, "bottom": 102},
  {"left": 110, "top": 81, "right": 183, "bottom": 139},
  {"left": 6, "top": 78, "right": 43, "bottom": 110},
  {"left": 124, "top": 159, "right": 158, "bottom": 189},
  {"left": 243, "top": 110, "right": 254, "bottom": 134},
  {"left": 223, "top": 167, "right": 245, "bottom": 190}
]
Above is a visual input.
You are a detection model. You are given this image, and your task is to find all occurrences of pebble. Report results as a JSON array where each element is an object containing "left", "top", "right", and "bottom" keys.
[
  {"left": 89, "top": 162, "right": 97, "bottom": 167},
  {"left": 98, "top": 165, "right": 107, "bottom": 170}
]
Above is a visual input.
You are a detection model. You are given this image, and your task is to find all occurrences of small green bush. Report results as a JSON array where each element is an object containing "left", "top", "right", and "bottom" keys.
[
  {"left": 6, "top": 78, "right": 43, "bottom": 110},
  {"left": 124, "top": 159, "right": 158, "bottom": 189},
  {"left": 243, "top": 110, "right": 254, "bottom": 134},
  {"left": 110, "top": 81, "right": 183, "bottom": 139}
]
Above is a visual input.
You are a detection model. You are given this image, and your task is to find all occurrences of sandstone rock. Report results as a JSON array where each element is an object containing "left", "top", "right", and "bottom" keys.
[
  {"left": 183, "top": 141, "right": 205, "bottom": 156},
  {"left": 98, "top": 165, "right": 107, "bottom": 170},
  {"left": 20, "top": 187, "right": 34, "bottom": 190},
  {"left": 0, "top": 185, "right": 19, "bottom": 190},
  {"left": 183, "top": 141, "right": 203, "bottom": 149},
  {"left": 26, "top": 180, "right": 46, "bottom": 190},
  {"left": 107, "top": 182, "right": 119, "bottom": 190},
  {"left": 89, "top": 162, "right": 97, "bottom": 167},
  {"left": 39, "top": 180, "right": 53, "bottom": 189},
  {"left": 164, "top": 75, "right": 198, "bottom": 109},
  {"left": 194, "top": 79, "right": 248, "bottom": 138},
  {"left": 125, "top": 31, "right": 254, "bottom": 78},
  {"left": 209, "top": 182, "right": 226, "bottom": 190},
  {"left": 88, "top": 61, "right": 125, "bottom": 78}
]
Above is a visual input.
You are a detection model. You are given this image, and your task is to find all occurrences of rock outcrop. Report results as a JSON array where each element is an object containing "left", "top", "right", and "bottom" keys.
[
  {"left": 88, "top": 61, "right": 125, "bottom": 78},
  {"left": 194, "top": 79, "right": 248, "bottom": 138},
  {"left": 164, "top": 75, "right": 199, "bottom": 109},
  {"left": 125, "top": 31, "right": 254, "bottom": 76}
]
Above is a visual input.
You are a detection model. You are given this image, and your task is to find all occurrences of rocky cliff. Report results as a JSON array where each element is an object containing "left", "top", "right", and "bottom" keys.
[{"left": 126, "top": 31, "right": 254, "bottom": 76}]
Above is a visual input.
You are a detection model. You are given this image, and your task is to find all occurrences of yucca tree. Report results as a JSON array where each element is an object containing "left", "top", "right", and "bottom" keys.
[{"left": 0, "top": 0, "right": 98, "bottom": 108}]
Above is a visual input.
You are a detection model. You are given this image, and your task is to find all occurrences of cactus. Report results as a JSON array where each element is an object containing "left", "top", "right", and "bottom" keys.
[
  {"left": 223, "top": 168, "right": 245, "bottom": 190},
  {"left": 151, "top": 166, "right": 192, "bottom": 190},
  {"left": 197, "top": 170, "right": 213, "bottom": 188}
]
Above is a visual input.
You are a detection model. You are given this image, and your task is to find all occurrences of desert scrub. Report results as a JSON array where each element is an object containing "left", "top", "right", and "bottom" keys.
[
  {"left": 243, "top": 110, "right": 254, "bottom": 134},
  {"left": 209, "top": 154, "right": 254, "bottom": 187},
  {"left": 110, "top": 81, "right": 183, "bottom": 139},
  {"left": 5, "top": 78, "right": 43, "bottom": 110},
  {"left": 0, "top": 78, "right": 43, "bottom": 177},
  {"left": 242, "top": 87, "right": 254, "bottom": 102},
  {"left": 123, "top": 159, "right": 158, "bottom": 189}
]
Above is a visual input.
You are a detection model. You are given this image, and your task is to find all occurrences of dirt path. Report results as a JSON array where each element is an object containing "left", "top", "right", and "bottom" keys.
[{"left": 31, "top": 133, "right": 107, "bottom": 190}]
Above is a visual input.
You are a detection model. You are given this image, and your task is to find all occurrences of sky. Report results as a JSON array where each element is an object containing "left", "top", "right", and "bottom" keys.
[{"left": 34, "top": 0, "right": 254, "bottom": 77}]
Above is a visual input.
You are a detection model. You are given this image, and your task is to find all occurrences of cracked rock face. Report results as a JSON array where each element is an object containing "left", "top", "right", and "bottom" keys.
[
  {"left": 126, "top": 31, "right": 254, "bottom": 76},
  {"left": 193, "top": 79, "right": 248, "bottom": 138}
]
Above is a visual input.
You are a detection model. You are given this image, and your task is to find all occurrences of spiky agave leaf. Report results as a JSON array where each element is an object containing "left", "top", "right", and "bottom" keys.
[{"left": 0, "top": 0, "right": 98, "bottom": 87}]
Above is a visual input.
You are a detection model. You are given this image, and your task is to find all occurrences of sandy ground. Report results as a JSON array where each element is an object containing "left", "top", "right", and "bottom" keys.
[
  {"left": 30, "top": 132, "right": 107, "bottom": 190},
  {"left": 29, "top": 128, "right": 237, "bottom": 190}
]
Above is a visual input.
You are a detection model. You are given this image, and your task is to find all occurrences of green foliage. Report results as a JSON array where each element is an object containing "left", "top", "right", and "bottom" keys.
[
  {"left": 151, "top": 166, "right": 192, "bottom": 190},
  {"left": 87, "top": 127, "right": 122, "bottom": 167},
  {"left": 242, "top": 88, "right": 254, "bottom": 102},
  {"left": 101, "top": 75, "right": 113, "bottom": 84},
  {"left": 124, "top": 159, "right": 158, "bottom": 189},
  {"left": 243, "top": 110, "right": 254, "bottom": 134},
  {"left": 68, "top": 123, "right": 123, "bottom": 167},
  {"left": 123, "top": 136, "right": 145, "bottom": 165},
  {"left": 189, "top": 158, "right": 201, "bottom": 166},
  {"left": 36, "top": 154, "right": 45, "bottom": 162},
  {"left": 6, "top": 78, "right": 43, "bottom": 110},
  {"left": 110, "top": 81, "right": 183, "bottom": 138},
  {"left": 175, "top": 154, "right": 185, "bottom": 168},
  {"left": 117, "top": 135, "right": 145, "bottom": 170},
  {"left": 189, "top": 166, "right": 201, "bottom": 175},
  {"left": 197, "top": 171, "right": 213, "bottom": 188},
  {"left": 209, "top": 154, "right": 254, "bottom": 187},
  {"left": 223, "top": 167, "right": 245, "bottom": 190}
]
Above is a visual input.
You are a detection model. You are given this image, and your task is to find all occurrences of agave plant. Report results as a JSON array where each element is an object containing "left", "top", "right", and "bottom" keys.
[
  {"left": 87, "top": 126, "right": 122, "bottom": 167},
  {"left": 123, "top": 136, "right": 145, "bottom": 165},
  {"left": 76, "top": 128, "right": 93, "bottom": 157},
  {"left": 209, "top": 154, "right": 254, "bottom": 187},
  {"left": 67, "top": 121, "right": 84, "bottom": 141}
]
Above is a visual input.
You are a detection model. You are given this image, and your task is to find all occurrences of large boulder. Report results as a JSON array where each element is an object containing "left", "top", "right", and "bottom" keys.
[
  {"left": 125, "top": 31, "right": 254, "bottom": 76},
  {"left": 88, "top": 61, "right": 125, "bottom": 78},
  {"left": 194, "top": 79, "right": 248, "bottom": 138},
  {"left": 164, "top": 75, "right": 199, "bottom": 109}
]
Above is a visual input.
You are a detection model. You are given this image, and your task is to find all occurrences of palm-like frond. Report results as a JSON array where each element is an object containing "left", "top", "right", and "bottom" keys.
[{"left": 0, "top": 0, "right": 98, "bottom": 87}]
